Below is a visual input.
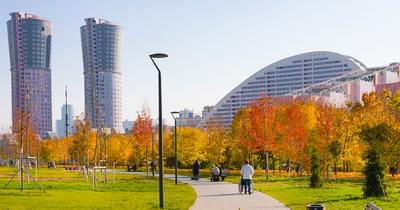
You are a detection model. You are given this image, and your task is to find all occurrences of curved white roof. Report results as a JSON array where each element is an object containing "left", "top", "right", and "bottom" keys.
[{"left": 200, "top": 51, "right": 367, "bottom": 127}]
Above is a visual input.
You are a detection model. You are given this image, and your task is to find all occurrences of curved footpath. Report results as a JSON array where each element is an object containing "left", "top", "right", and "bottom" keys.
[{"left": 164, "top": 174, "right": 290, "bottom": 210}]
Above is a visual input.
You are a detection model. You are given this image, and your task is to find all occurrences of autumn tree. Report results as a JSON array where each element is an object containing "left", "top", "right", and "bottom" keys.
[
  {"left": 69, "top": 115, "right": 95, "bottom": 167},
  {"left": 232, "top": 108, "right": 258, "bottom": 164},
  {"left": 204, "top": 124, "right": 230, "bottom": 166},
  {"left": 131, "top": 107, "right": 152, "bottom": 167},
  {"left": 164, "top": 127, "right": 206, "bottom": 167},
  {"left": 107, "top": 135, "right": 133, "bottom": 165},
  {"left": 316, "top": 105, "right": 335, "bottom": 179},
  {"left": 12, "top": 109, "right": 40, "bottom": 161},
  {"left": 285, "top": 102, "right": 308, "bottom": 176},
  {"left": 249, "top": 96, "right": 276, "bottom": 179},
  {"left": 381, "top": 90, "right": 400, "bottom": 166},
  {"left": 334, "top": 106, "right": 362, "bottom": 172}
]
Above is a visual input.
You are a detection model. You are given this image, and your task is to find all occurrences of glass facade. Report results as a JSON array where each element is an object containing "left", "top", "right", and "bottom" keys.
[
  {"left": 81, "top": 18, "right": 123, "bottom": 133},
  {"left": 7, "top": 12, "right": 52, "bottom": 138}
]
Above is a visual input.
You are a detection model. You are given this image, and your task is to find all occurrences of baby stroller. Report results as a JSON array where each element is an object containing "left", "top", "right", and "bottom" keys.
[
  {"left": 238, "top": 176, "right": 254, "bottom": 194},
  {"left": 211, "top": 173, "right": 219, "bottom": 182}
]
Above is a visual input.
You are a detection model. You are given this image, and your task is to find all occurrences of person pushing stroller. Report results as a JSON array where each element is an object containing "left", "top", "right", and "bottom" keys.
[
  {"left": 240, "top": 160, "right": 254, "bottom": 194},
  {"left": 211, "top": 164, "right": 220, "bottom": 182}
]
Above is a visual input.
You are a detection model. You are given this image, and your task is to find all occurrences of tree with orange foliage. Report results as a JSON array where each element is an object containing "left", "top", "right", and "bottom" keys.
[
  {"left": 232, "top": 108, "right": 257, "bottom": 164},
  {"left": 131, "top": 107, "right": 152, "bottom": 170},
  {"left": 285, "top": 102, "right": 308, "bottom": 176},
  {"left": 12, "top": 109, "right": 40, "bottom": 161},
  {"left": 316, "top": 105, "right": 336, "bottom": 179},
  {"left": 249, "top": 96, "right": 276, "bottom": 179}
]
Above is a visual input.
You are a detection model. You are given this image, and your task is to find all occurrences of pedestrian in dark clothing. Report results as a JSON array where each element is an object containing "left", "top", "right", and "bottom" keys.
[
  {"left": 192, "top": 160, "right": 200, "bottom": 180},
  {"left": 390, "top": 166, "right": 395, "bottom": 177},
  {"left": 218, "top": 164, "right": 222, "bottom": 180}
]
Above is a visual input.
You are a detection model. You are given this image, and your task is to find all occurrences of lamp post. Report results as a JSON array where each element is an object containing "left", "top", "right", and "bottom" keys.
[
  {"left": 149, "top": 53, "right": 168, "bottom": 209},
  {"left": 171, "top": 111, "right": 179, "bottom": 185}
]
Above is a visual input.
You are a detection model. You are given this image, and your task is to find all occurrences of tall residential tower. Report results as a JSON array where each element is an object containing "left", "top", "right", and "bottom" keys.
[
  {"left": 81, "top": 18, "right": 123, "bottom": 132},
  {"left": 7, "top": 12, "right": 53, "bottom": 138}
]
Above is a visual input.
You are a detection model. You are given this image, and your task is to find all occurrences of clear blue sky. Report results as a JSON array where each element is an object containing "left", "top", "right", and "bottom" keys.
[{"left": 1, "top": 0, "right": 400, "bottom": 132}]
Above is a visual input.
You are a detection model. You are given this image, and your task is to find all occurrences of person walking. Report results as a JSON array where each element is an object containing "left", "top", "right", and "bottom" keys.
[
  {"left": 192, "top": 160, "right": 200, "bottom": 180},
  {"left": 240, "top": 160, "right": 254, "bottom": 194}
]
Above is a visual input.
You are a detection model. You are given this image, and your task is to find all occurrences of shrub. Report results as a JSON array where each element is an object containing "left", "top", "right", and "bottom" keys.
[{"left": 310, "top": 147, "right": 322, "bottom": 188}]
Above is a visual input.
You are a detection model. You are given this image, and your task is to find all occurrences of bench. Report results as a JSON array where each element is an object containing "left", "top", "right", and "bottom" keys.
[
  {"left": 220, "top": 168, "right": 229, "bottom": 181},
  {"left": 365, "top": 202, "right": 381, "bottom": 210},
  {"left": 65, "top": 167, "right": 78, "bottom": 170}
]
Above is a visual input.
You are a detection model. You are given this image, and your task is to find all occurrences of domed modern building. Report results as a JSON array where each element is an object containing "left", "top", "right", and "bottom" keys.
[{"left": 200, "top": 51, "right": 398, "bottom": 128}]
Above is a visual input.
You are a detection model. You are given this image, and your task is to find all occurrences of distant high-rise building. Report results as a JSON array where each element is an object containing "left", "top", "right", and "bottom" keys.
[
  {"left": 56, "top": 104, "right": 74, "bottom": 137},
  {"left": 7, "top": 12, "right": 53, "bottom": 138},
  {"left": 175, "top": 108, "right": 202, "bottom": 128},
  {"left": 122, "top": 120, "right": 133, "bottom": 134},
  {"left": 81, "top": 18, "right": 123, "bottom": 133}
]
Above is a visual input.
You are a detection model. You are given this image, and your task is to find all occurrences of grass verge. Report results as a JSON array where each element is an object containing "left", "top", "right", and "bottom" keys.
[{"left": 0, "top": 167, "right": 195, "bottom": 210}]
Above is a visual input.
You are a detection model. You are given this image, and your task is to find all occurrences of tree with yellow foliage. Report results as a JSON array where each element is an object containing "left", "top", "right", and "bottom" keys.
[
  {"left": 203, "top": 125, "right": 230, "bottom": 166},
  {"left": 69, "top": 115, "right": 96, "bottom": 167},
  {"left": 107, "top": 135, "right": 133, "bottom": 165},
  {"left": 166, "top": 127, "right": 206, "bottom": 167}
]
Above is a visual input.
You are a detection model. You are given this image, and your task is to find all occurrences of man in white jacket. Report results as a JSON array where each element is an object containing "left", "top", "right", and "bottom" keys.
[{"left": 240, "top": 160, "right": 254, "bottom": 194}]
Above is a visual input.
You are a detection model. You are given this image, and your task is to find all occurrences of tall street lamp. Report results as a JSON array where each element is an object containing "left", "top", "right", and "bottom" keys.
[
  {"left": 149, "top": 53, "right": 168, "bottom": 209},
  {"left": 171, "top": 111, "right": 180, "bottom": 185}
]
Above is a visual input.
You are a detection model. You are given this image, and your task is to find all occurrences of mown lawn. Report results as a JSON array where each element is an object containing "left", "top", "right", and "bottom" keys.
[
  {"left": 0, "top": 167, "right": 196, "bottom": 210},
  {"left": 220, "top": 169, "right": 400, "bottom": 210}
]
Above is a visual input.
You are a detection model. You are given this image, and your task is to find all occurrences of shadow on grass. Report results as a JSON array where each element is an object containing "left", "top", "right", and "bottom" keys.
[
  {"left": 0, "top": 191, "right": 44, "bottom": 197},
  {"left": 314, "top": 195, "right": 363, "bottom": 204}
]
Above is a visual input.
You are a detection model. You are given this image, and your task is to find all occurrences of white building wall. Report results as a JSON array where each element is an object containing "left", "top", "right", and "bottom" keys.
[{"left": 201, "top": 51, "right": 367, "bottom": 127}]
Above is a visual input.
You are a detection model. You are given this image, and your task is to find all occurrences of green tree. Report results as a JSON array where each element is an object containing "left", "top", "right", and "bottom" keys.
[
  {"left": 359, "top": 123, "right": 390, "bottom": 197},
  {"left": 310, "top": 147, "right": 322, "bottom": 188}
]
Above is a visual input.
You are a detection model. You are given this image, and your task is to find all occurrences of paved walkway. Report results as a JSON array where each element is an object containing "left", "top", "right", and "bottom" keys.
[
  {"left": 121, "top": 171, "right": 289, "bottom": 209},
  {"left": 163, "top": 174, "right": 290, "bottom": 210}
]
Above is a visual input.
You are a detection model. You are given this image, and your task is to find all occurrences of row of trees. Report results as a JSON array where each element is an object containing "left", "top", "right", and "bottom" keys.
[
  {"left": 1, "top": 90, "right": 397, "bottom": 198},
  {"left": 37, "top": 91, "right": 399, "bottom": 173},
  {"left": 231, "top": 90, "right": 400, "bottom": 196},
  {"left": 32, "top": 90, "right": 400, "bottom": 195}
]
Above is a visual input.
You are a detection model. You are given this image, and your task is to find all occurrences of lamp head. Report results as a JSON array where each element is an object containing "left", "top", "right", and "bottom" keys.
[
  {"left": 150, "top": 53, "right": 168, "bottom": 58},
  {"left": 171, "top": 111, "right": 179, "bottom": 119}
]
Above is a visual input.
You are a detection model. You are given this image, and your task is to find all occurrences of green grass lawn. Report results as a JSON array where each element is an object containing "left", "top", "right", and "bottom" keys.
[
  {"left": 219, "top": 169, "right": 400, "bottom": 210},
  {"left": 0, "top": 167, "right": 195, "bottom": 210}
]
